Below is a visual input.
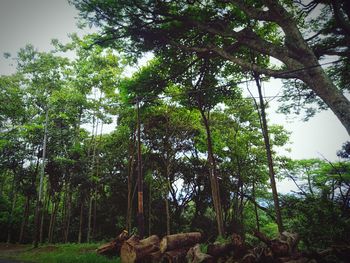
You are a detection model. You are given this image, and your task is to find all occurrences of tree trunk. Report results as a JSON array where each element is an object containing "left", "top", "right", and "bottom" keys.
[
  {"left": 136, "top": 100, "right": 144, "bottom": 238},
  {"left": 63, "top": 186, "right": 72, "bottom": 243},
  {"left": 252, "top": 180, "right": 260, "bottom": 232},
  {"left": 301, "top": 62, "right": 350, "bottom": 135},
  {"left": 253, "top": 72, "right": 284, "bottom": 234},
  {"left": 19, "top": 195, "right": 30, "bottom": 243},
  {"left": 92, "top": 190, "right": 97, "bottom": 240},
  {"left": 6, "top": 190, "right": 17, "bottom": 244},
  {"left": 127, "top": 130, "right": 136, "bottom": 234},
  {"left": 48, "top": 196, "right": 59, "bottom": 243},
  {"left": 148, "top": 181, "right": 152, "bottom": 236},
  {"left": 40, "top": 190, "right": 49, "bottom": 244},
  {"left": 33, "top": 109, "right": 49, "bottom": 248},
  {"left": 78, "top": 200, "right": 84, "bottom": 243},
  {"left": 87, "top": 192, "right": 93, "bottom": 243},
  {"left": 160, "top": 232, "right": 202, "bottom": 253},
  {"left": 165, "top": 162, "right": 171, "bottom": 236},
  {"left": 199, "top": 108, "right": 224, "bottom": 237}
]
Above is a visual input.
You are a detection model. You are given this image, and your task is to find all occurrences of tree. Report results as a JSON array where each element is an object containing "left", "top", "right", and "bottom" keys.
[{"left": 71, "top": 0, "right": 350, "bottom": 134}]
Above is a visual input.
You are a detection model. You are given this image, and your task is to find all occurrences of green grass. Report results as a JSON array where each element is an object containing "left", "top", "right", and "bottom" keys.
[{"left": 12, "top": 243, "right": 120, "bottom": 263}]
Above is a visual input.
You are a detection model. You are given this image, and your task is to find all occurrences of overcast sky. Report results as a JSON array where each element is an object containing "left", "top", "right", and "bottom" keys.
[{"left": 0, "top": 0, "right": 348, "bottom": 166}]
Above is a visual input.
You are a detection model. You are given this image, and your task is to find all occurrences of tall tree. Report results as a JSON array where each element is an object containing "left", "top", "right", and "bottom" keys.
[{"left": 71, "top": 0, "right": 350, "bottom": 134}]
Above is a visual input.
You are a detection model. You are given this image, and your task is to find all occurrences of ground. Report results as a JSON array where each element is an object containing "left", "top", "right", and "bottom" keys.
[{"left": 0, "top": 243, "right": 31, "bottom": 262}]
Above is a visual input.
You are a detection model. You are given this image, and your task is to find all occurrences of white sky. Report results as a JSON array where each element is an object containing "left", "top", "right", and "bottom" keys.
[{"left": 0, "top": 0, "right": 348, "bottom": 171}]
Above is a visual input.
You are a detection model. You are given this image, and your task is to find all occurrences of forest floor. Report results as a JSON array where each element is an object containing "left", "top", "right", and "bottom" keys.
[{"left": 0, "top": 243, "right": 118, "bottom": 263}]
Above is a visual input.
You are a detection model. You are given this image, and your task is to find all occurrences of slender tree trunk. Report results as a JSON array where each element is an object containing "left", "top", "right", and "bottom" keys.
[
  {"left": 48, "top": 197, "right": 59, "bottom": 243},
  {"left": 253, "top": 72, "right": 284, "bottom": 234},
  {"left": 136, "top": 100, "right": 144, "bottom": 238},
  {"left": 148, "top": 181, "right": 152, "bottom": 236},
  {"left": 165, "top": 197, "right": 171, "bottom": 236},
  {"left": 127, "top": 130, "right": 136, "bottom": 234},
  {"left": 199, "top": 108, "right": 224, "bottom": 236},
  {"left": 87, "top": 192, "right": 93, "bottom": 243},
  {"left": 19, "top": 195, "right": 30, "bottom": 243},
  {"left": 165, "top": 163, "right": 172, "bottom": 236},
  {"left": 40, "top": 189, "right": 49, "bottom": 244},
  {"left": 252, "top": 180, "right": 260, "bottom": 232},
  {"left": 87, "top": 118, "right": 100, "bottom": 243},
  {"left": 92, "top": 190, "right": 97, "bottom": 240},
  {"left": 6, "top": 189, "right": 17, "bottom": 244},
  {"left": 34, "top": 109, "right": 49, "bottom": 248},
  {"left": 64, "top": 187, "right": 72, "bottom": 243},
  {"left": 78, "top": 200, "right": 84, "bottom": 243}
]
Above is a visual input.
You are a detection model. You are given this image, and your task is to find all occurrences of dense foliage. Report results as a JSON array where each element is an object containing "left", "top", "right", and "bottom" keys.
[{"left": 0, "top": 1, "right": 349, "bottom": 258}]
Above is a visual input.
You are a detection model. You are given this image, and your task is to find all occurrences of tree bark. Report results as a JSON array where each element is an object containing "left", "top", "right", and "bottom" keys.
[
  {"left": 19, "top": 195, "right": 30, "bottom": 243},
  {"left": 199, "top": 108, "right": 224, "bottom": 237},
  {"left": 136, "top": 100, "right": 144, "bottom": 238},
  {"left": 253, "top": 72, "right": 284, "bottom": 234},
  {"left": 97, "top": 230, "right": 129, "bottom": 256},
  {"left": 160, "top": 232, "right": 202, "bottom": 253},
  {"left": 78, "top": 200, "right": 84, "bottom": 243},
  {"left": 33, "top": 109, "right": 49, "bottom": 247},
  {"left": 127, "top": 128, "right": 136, "bottom": 234}
]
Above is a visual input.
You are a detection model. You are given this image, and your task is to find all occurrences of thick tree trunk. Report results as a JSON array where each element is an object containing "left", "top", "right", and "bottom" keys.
[
  {"left": 302, "top": 65, "right": 350, "bottom": 135},
  {"left": 253, "top": 72, "right": 284, "bottom": 233},
  {"left": 160, "top": 232, "right": 202, "bottom": 253}
]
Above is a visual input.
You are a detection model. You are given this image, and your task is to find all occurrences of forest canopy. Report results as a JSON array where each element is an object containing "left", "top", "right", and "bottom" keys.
[{"left": 0, "top": 0, "right": 349, "bottom": 262}]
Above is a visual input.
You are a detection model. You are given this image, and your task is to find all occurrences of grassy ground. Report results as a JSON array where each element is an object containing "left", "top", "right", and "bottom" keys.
[{"left": 0, "top": 243, "right": 120, "bottom": 263}]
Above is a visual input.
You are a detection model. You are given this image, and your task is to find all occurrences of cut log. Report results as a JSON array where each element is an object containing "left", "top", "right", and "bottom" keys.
[
  {"left": 162, "top": 247, "right": 190, "bottom": 263},
  {"left": 160, "top": 232, "right": 202, "bottom": 253},
  {"left": 186, "top": 244, "right": 214, "bottom": 263},
  {"left": 120, "top": 234, "right": 160, "bottom": 263},
  {"left": 97, "top": 230, "right": 128, "bottom": 256}
]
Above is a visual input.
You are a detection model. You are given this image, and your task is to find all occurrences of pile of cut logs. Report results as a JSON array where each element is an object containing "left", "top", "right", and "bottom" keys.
[{"left": 96, "top": 230, "right": 346, "bottom": 262}]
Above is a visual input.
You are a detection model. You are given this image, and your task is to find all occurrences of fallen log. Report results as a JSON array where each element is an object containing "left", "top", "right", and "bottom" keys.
[
  {"left": 207, "top": 242, "right": 233, "bottom": 257},
  {"left": 120, "top": 234, "right": 160, "bottom": 263},
  {"left": 253, "top": 230, "right": 299, "bottom": 258},
  {"left": 186, "top": 244, "right": 214, "bottom": 263},
  {"left": 162, "top": 247, "right": 190, "bottom": 263},
  {"left": 97, "top": 230, "right": 128, "bottom": 257},
  {"left": 160, "top": 232, "right": 202, "bottom": 253}
]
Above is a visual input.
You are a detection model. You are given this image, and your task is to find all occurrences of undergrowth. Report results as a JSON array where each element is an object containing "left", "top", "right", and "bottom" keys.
[{"left": 15, "top": 243, "right": 120, "bottom": 263}]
